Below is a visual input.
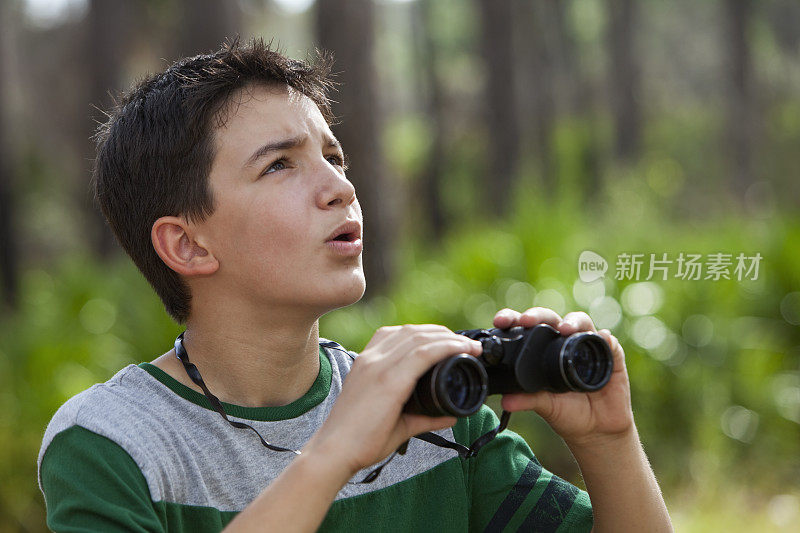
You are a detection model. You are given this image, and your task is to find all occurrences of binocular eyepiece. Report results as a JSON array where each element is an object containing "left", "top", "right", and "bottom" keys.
[{"left": 404, "top": 324, "right": 614, "bottom": 417}]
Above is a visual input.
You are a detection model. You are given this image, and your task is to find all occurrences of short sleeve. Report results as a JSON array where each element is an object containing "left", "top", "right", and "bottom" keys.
[
  {"left": 453, "top": 405, "right": 593, "bottom": 532},
  {"left": 40, "top": 425, "right": 165, "bottom": 532}
]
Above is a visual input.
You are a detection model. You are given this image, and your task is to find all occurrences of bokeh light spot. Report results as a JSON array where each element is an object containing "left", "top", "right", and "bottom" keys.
[
  {"left": 780, "top": 292, "right": 800, "bottom": 325},
  {"left": 621, "top": 282, "right": 664, "bottom": 316},
  {"left": 589, "top": 296, "right": 622, "bottom": 330},
  {"left": 682, "top": 314, "right": 714, "bottom": 347},
  {"left": 573, "top": 279, "right": 605, "bottom": 309},
  {"left": 720, "top": 405, "right": 759, "bottom": 443},
  {"left": 79, "top": 299, "right": 117, "bottom": 335}
]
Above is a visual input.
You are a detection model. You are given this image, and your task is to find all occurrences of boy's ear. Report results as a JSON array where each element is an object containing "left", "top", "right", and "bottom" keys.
[{"left": 151, "top": 216, "right": 219, "bottom": 277}]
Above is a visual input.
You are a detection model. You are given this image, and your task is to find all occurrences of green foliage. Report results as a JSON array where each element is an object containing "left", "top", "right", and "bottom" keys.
[
  {"left": 324, "top": 192, "right": 800, "bottom": 488},
  {"left": 5, "top": 88, "right": 800, "bottom": 533},
  {"left": 0, "top": 256, "right": 180, "bottom": 531},
  {"left": 3, "top": 195, "right": 798, "bottom": 530},
  {"left": 5, "top": 108, "right": 800, "bottom": 529}
]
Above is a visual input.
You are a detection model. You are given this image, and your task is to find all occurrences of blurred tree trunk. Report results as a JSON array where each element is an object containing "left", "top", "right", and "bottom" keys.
[
  {"left": 724, "top": 0, "right": 756, "bottom": 198},
  {"left": 414, "top": 0, "right": 447, "bottom": 241},
  {"left": 519, "top": 0, "right": 558, "bottom": 194},
  {"left": 316, "top": 0, "right": 395, "bottom": 295},
  {"left": 0, "top": 3, "right": 18, "bottom": 309},
  {"left": 767, "top": 0, "right": 800, "bottom": 57},
  {"left": 172, "top": 0, "right": 241, "bottom": 58},
  {"left": 83, "top": 0, "right": 239, "bottom": 258},
  {"left": 552, "top": 0, "right": 601, "bottom": 196},
  {"left": 477, "top": 0, "right": 520, "bottom": 216},
  {"left": 86, "top": 0, "right": 137, "bottom": 257},
  {"left": 606, "top": 0, "right": 641, "bottom": 162}
]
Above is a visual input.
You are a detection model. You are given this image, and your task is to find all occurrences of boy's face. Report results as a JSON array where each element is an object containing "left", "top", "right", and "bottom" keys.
[{"left": 196, "top": 84, "right": 365, "bottom": 316}]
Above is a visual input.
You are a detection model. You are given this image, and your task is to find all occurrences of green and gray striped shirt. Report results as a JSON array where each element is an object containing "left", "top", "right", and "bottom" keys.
[{"left": 38, "top": 339, "right": 593, "bottom": 532}]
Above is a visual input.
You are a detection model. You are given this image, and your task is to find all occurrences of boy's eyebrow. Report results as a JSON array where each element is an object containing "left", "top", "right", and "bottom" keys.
[
  {"left": 326, "top": 137, "right": 343, "bottom": 151},
  {"left": 243, "top": 135, "right": 343, "bottom": 168}
]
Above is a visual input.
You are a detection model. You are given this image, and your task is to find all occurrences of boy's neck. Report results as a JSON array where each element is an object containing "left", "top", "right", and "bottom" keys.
[{"left": 152, "top": 306, "right": 323, "bottom": 409}]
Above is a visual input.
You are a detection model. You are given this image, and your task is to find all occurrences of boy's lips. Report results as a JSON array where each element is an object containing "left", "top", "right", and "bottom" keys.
[
  {"left": 325, "top": 237, "right": 362, "bottom": 256},
  {"left": 325, "top": 220, "right": 363, "bottom": 256},
  {"left": 325, "top": 220, "right": 362, "bottom": 243}
]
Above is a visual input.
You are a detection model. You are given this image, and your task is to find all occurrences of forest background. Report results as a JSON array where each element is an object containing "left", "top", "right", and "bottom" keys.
[{"left": 0, "top": 0, "right": 798, "bottom": 531}]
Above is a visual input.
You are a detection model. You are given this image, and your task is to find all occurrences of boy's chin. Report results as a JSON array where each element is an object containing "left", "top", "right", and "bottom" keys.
[
  {"left": 322, "top": 275, "right": 366, "bottom": 311},
  {"left": 335, "top": 276, "right": 366, "bottom": 304}
]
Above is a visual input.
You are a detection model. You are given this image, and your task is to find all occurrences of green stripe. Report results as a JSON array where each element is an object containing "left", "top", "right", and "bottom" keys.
[
  {"left": 502, "top": 469, "right": 554, "bottom": 532},
  {"left": 138, "top": 345, "right": 332, "bottom": 421},
  {"left": 321, "top": 457, "right": 469, "bottom": 532},
  {"left": 558, "top": 490, "right": 593, "bottom": 532},
  {"left": 43, "top": 425, "right": 471, "bottom": 532},
  {"left": 483, "top": 458, "right": 543, "bottom": 532},
  {"left": 503, "top": 471, "right": 592, "bottom": 533},
  {"left": 151, "top": 501, "right": 236, "bottom": 531},
  {"left": 516, "top": 473, "right": 579, "bottom": 532},
  {"left": 41, "top": 426, "right": 167, "bottom": 532},
  {"left": 150, "top": 457, "right": 470, "bottom": 532}
]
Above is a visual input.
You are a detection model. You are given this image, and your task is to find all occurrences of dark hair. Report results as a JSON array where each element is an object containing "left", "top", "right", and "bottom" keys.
[{"left": 93, "top": 38, "right": 335, "bottom": 323}]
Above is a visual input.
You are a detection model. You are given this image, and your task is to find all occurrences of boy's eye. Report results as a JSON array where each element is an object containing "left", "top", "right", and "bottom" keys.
[
  {"left": 263, "top": 158, "right": 287, "bottom": 175},
  {"left": 327, "top": 154, "right": 349, "bottom": 171}
]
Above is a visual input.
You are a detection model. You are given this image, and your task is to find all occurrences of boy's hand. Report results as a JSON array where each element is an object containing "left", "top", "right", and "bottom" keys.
[
  {"left": 492, "top": 307, "right": 635, "bottom": 449},
  {"left": 305, "top": 325, "right": 483, "bottom": 478}
]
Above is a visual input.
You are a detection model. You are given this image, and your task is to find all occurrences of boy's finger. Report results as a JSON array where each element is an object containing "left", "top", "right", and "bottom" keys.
[
  {"left": 518, "top": 307, "right": 563, "bottom": 329},
  {"left": 598, "top": 329, "right": 626, "bottom": 372},
  {"left": 493, "top": 308, "right": 522, "bottom": 329},
  {"left": 400, "top": 413, "right": 457, "bottom": 439},
  {"left": 557, "top": 311, "right": 597, "bottom": 334},
  {"left": 400, "top": 338, "right": 483, "bottom": 379},
  {"left": 387, "top": 332, "right": 481, "bottom": 362},
  {"left": 366, "top": 324, "right": 453, "bottom": 349},
  {"left": 500, "top": 391, "right": 553, "bottom": 417}
]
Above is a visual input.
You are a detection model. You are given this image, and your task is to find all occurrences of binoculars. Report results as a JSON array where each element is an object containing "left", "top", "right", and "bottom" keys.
[{"left": 404, "top": 324, "right": 614, "bottom": 417}]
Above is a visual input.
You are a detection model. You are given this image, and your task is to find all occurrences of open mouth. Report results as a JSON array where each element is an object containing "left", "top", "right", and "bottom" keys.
[
  {"left": 326, "top": 220, "right": 361, "bottom": 243},
  {"left": 331, "top": 232, "right": 358, "bottom": 242},
  {"left": 325, "top": 221, "right": 363, "bottom": 256}
]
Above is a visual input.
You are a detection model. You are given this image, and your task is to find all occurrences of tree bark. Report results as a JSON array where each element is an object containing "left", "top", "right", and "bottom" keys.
[
  {"left": 477, "top": 0, "right": 520, "bottom": 216},
  {"left": 724, "top": 0, "right": 756, "bottom": 198},
  {"left": 767, "top": 0, "right": 800, "bottom": 56},
  {"left": 315, "top": 0, "right": 395, "bottom": 296},
  {"left": 518, "top": 0, "right": 558, "bottom": 193},
  {"left": 86, "top": 0, "right": 134, "bottom": 257},
  {"left": 552, "top": 0, "right": 602, "bottom": 196},
  {"left": 0, "top": 1, "right": 18, "bottom": 309},
  {"left": 606, "top": 0, "right": 641, "bottom": 162},
  {"left": 414, "top": 0, "right": 447, "bottom": 241},
  {"left": 172, "top": 0, "right": 241, "bottom": 59}
]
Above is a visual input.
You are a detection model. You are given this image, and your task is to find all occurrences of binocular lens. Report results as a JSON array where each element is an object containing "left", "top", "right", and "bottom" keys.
[
  {"left": 445, "top": 364, "right": 478, "bottom": 410},
  {"left": 574, "top": 344, "right": 601, "bottom": 383},
  {"left": 561, "top": 333, "right": 613, "bottom": 391},
  {"left": 405, "top": 354, "right": 488, "bottom": 417},
  {"left": 407, "top": 325, "right": 615, "bottom": 417},
  {"left": 437, "top": 355, "right": 488, "bottom": 416}
]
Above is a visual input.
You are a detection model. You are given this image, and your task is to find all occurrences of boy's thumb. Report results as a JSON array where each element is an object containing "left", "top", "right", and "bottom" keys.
[
  {"left": 401, "top": 413, "right": 458, "bottom": 438},
  {"left": 501, "top": 391, "right": 553, "bottom": 418}
]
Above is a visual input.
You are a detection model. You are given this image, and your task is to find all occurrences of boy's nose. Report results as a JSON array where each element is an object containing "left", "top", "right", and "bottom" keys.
[{"left": 317, "top": 162, "right": 356, "bottom": 209}]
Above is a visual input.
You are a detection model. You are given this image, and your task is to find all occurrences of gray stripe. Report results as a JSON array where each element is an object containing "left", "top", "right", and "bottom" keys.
[{"left": 39, "top": 343, "right": 459, "bottom": 510}]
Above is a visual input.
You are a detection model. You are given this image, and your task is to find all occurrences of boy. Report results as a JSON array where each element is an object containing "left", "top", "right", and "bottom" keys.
[{"left": 38, "top": 40, "right": 672, "bottom": 531}]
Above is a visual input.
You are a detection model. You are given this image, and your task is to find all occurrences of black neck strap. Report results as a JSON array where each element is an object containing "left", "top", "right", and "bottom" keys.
[
  {"left": 173, "top": 332, "right": 510, "bottom": 484},
  {"left": 174, "top": 333, "right": 300, "bottom": 454}
]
